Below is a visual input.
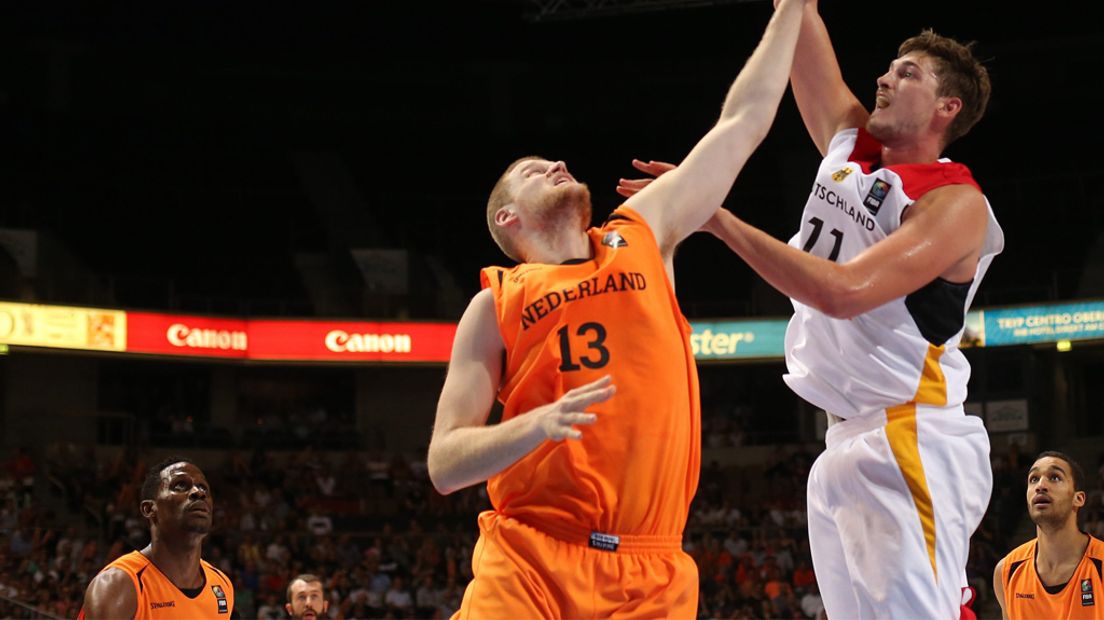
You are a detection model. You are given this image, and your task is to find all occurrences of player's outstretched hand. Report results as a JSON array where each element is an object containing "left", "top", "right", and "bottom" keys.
[
  {"left": 534, "top": 375, "right": 615, "bottom": 441},
  {"left": 616, "top": 159, "right": 677, "bottom": 198}
]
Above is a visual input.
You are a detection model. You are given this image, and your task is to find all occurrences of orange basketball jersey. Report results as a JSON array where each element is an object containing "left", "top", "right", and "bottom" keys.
[
  {"left": 79, "top": 550, "right": 235, "bottom": 619},
  {"left": 480, "top": 206, "right": 700, "bottom": 538},
  {"left": 1001, "top": 535, "right": 1104, "bottom": 620}
]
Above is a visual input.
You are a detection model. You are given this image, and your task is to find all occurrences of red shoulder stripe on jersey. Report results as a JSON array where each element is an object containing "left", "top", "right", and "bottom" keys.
[
  {"left": 848, "top": 128, "right": 981, "bottom": 199},
  {"left": 848, "top": 128, "right": 883, "bottom": 173},
  {"left": 889, "top": 162, "right": 980, "bottom": 200}
]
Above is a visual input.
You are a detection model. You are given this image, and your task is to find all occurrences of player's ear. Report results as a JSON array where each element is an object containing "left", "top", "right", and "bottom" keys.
[
  {"left": 494, "top": 205, "right": 517, "bottom": 227},
  {"left": 1073, "top": 490, "right": 1086, "bottom": 509},
  {"left": 140, "top": 499, "right": 156, "bottom": 520},
  {"left": 936, "top": 95, "right": 962, "bottom": 119}
]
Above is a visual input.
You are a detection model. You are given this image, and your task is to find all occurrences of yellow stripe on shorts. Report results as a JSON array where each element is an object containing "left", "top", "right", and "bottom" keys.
[{"left": 886, "top": 344, "right": 947, "bottom": 579}]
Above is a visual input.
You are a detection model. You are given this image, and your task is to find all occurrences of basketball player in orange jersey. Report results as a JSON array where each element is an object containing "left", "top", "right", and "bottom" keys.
[
  {"left": 995, "top": 451, "right": 1104, "bottom": 620},
  {"left": 80, "top": 457, "right": 234, "bottom": 619},
  {"left": 426, "top": 0, "right": 810, "bottom": 617}
]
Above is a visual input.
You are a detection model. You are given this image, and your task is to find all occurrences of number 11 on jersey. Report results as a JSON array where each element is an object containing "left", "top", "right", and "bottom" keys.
[{"left": 802, "top": 216, "right": 844, "bottom": 262}]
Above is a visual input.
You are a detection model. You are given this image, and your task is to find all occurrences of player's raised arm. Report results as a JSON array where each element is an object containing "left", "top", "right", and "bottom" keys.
[
  {"left": 624, "top": 0, "right": 807, "bottom": 256},
  {"left": 784, "top": 0, "right": 868, "bottom": 155}
]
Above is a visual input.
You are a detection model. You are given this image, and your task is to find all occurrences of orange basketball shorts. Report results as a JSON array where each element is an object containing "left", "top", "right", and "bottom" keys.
[{"left": 453, "top": 510, "right": 698, "bottom": 619}]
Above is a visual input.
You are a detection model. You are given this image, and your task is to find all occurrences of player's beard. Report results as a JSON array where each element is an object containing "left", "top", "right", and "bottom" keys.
[
  {"left": 182, "top": 511, "right": 213, "bottom": 535},
  {"left": 1029, "top": 502, "right": 1071, "bottom": 532},
  {"left": 293, "top": 605, "right": 322, "bottom": 620},
  {"left": 532, "top": 182, "right": 592, "bottom": 235},
  {"left": 866, "top": 112, "right": 924, "bottom": 148},
  {"left": 184, "top": 521, "right": 212, "bottom": 535}
]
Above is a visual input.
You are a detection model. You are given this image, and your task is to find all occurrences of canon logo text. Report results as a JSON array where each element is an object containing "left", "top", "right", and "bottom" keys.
[
  {"left": 167, "top": 323, "right": 248, "bottom": 351},
  {"left": 324, "top": 330, "right": 412, "bottom": 353}
]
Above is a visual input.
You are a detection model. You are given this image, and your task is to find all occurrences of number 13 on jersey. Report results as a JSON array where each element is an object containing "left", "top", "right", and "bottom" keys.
[{"left": 557, "top": 322, "right": 610, "bottom": 371}]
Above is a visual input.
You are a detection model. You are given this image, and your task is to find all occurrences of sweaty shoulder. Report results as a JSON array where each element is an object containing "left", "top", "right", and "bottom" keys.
[
  {"left": 82, "top": 567, "right": 138, "bottom": 620},
  {"left": 903, "top": 182, "right": 986, "bottom": 228}
]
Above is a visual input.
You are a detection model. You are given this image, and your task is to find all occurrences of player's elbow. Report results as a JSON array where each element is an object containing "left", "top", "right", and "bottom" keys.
[
  {"left": 426, "top": 443, "right": 459, "bottom": 496},
  {"left": 429, "top": 477, "right": 458, "bottom": 496},
  {"left": 428, "top": 468, "right": 458, "bottom": 496},
  {"left": 816, "top": 297, "right": 860, "bottom": 320},
  {"left": 810, "top": 279, "right": 867, "bottom": 319}
]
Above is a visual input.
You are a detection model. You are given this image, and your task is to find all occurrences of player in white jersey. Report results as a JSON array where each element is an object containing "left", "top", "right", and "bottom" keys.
[
  {"left": 702, "top": 3, "right": 1001, "bottom": 618},
  {"left": 620, "top": 3, "right": 1002, "bottom": 618}
]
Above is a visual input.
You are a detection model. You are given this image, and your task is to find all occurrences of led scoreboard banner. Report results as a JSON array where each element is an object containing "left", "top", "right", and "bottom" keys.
[
  {"left": 3, "top": 299, "right": 1104, "bottom": 362},
  {"left": 965, "top": 301, "right": 1104, "bottom": 347}
]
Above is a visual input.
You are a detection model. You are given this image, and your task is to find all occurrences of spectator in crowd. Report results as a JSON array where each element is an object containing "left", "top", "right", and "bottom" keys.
[
  {"left": 384, "top": 574, "right": 414, "bottom": 616},
  {"left": 800, "top": 581, "right": 826, "bottom": 620},
  {"left": 285, "top": 573, "right": 329, "bottom": 620},
  {"left": 257, "top": 592, "right": 285, "bottom": 619},
  {"left": 2, "top": 440, "right": 1012, "bottom": 618}
]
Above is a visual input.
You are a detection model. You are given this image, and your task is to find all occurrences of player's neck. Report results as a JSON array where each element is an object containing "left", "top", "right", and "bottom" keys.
[
  {"left": 145, "top": 537, "right": 206, "bottom": 588},
  {"left": 879, "top": 140, "right": 942, "bottom": 167},
  {"left": 524, "top": 230, "right": 592, "bottom": 265},
  {"left": 1036, "top": 523, "right": 1088, "bottom": 568}
]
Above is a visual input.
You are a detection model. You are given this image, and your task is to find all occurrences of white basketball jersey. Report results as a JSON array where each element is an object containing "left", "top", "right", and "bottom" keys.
[{"left": 783, "top": 128, "right": 1004, "bottom": 418}]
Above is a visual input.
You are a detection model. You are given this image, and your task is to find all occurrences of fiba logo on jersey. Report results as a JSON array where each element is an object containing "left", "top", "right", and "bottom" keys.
[
  {"left": 602, "top": 231, "right": 628, "bottom": 248},
  {"left": 863, "top": 179, "right": 892, "bottom": 215},
  {"left": 1082, "top": 578, "right": 1095, "bottom": 606},
  {"left": 212, "top": 584, "right": 229, "bottom": 613}
]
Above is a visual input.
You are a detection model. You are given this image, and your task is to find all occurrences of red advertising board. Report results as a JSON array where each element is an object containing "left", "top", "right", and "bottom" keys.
[
  {"left": 125, "top": 312, "right": 456, "bottom": 362},
  {"left": 126, "top": 312, "right": 250, "bottom": 358},
  {"left": 247, "top": 319, "right": 455, "bottom": 362}
]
